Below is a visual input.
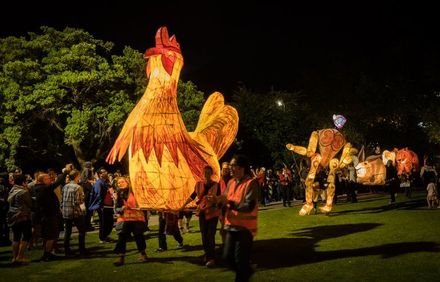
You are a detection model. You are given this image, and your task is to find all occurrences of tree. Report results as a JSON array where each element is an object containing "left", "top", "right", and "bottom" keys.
[
  {"left": 418, "top": 91, "right": 440, "bottom": 150},
  {"left": 231, "top": 85, "right": 310, "bottom": 168},
  {"left": 347, "top": 73, "right": 433, "bottom": 154},
  {"left": 0, "top": 27, "right": 205, "bottom": 171},
  {"left": 177, "top": 80, "right": 205, "bottom": 131}
]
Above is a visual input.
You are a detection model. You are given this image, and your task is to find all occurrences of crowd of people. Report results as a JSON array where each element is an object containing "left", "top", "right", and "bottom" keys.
[
  {"left": 0, "top": 153, "right": 439, "bottom": 282},
  {"left": 251, "top": 160, "right": 359, "bottom": 209},
  {"left": 0, "top": 155, "right": 260, "bottom": 282}
]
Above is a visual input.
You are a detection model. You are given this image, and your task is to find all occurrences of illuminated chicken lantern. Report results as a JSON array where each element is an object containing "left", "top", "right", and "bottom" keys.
[
  {"left": 286, "top": 127, "right": 356, "bottom": 215},
  {"left": 107, "top": 27, "right": 238, "bottom": 210}
]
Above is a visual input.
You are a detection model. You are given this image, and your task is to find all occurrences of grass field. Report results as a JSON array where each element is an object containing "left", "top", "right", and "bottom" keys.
[{"left": 1, "top": 190, "right": 440, "bottom": 281}]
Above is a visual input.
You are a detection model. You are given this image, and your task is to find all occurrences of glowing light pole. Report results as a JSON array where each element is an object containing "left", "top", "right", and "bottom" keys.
[{"left": 276, "top": 99, "right": 285, "bottom": 111}]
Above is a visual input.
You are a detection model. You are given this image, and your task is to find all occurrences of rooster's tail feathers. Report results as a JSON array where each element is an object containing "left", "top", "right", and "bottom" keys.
[{"left": 194, "top": 92, "right": 239, "bottom": 159}]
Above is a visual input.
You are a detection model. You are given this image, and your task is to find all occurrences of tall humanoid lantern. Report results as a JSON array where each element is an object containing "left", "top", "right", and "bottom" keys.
[
  {"left": 107, "top": 27, "right": 239, "bottom": 210},
  {"left": 287, "top": 128, "right": 356, "bottom": 215}
]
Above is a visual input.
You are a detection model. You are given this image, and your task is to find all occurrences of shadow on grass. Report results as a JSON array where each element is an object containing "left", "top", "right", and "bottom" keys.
[
  {"left": 179, "top": 244, "right": 204, "bottom": 252},
  {"left": 0, "top": 255, "right": 10, "bottom": 262},
  {"left": 330, "top": 199, "right": 428, "bottom": 216},
  {"left": 334, "top": 196, "right": 386, "bottom": 205},
  {"left": 123, "top": 255, "right": 202, "bottom": 266},
  {"left": 253, "top": 223, "right": 440, "bottom": 269}
]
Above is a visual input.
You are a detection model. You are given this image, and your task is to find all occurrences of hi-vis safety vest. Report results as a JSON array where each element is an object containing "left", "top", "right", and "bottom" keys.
[
  {"left": 116, "top": 193, "right": 145, "bottom": 223},
  {"left": 195, "top": 181, "right": 221, "bottom": 220},
  {"left": 219, "top": 178, "right": 228, "bottom": 194},
  {"left": 224, "top": 176, "right": 258, "bottom": 236}
]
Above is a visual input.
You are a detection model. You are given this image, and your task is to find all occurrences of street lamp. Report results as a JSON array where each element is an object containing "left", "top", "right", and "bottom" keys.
[{"left": 276, "top": 99, "right": 285, "bottom": 111}]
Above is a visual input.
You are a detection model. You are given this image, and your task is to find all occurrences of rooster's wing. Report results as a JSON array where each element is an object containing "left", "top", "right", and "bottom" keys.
[{"left": 193, "top": 92, "right": 239, "bottom": 159}]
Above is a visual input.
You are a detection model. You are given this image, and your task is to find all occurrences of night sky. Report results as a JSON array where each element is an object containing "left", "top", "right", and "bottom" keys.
[{"left": 1, "top": 3, "right": 439, "bottom": 99}]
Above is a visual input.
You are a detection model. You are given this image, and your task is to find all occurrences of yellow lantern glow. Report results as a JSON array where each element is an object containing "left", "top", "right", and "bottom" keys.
[
  {"left": 106, "top": 27, "right": 239, "bottom": 210},
  {"left": 355, "top": 157, "right": 386, "bottom": 185},
  {"left": 286, "top": 128, "right": 355, "bottom": 215}
]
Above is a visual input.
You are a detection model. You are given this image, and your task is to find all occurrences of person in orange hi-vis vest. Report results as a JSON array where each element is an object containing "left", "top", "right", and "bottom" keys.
[
  {"left": 220, "top": 162, "right": 231, "bottom": 195},
  {"left": 181, "top": 165, "right": 221, "bottom": 267},
  {"left": 219, "top": 161, "right": 231, "bottom": 244},
  {"left": 218, "top": 155, "right": 259, "bottom": 282},
  {"left": 113, "top": 176, "right": 148, "bottom": 266}
]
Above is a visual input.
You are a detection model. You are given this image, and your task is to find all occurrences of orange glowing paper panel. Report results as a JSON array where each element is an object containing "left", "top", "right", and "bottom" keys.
[
  {"left": 395, "top": 148, "right": 419, "bottom": 176},
  {"left": 107, "top": 27, "right": 238, "bottom": 210},
  {"left": 355, "top": 157, "right": 386, "bottom": 185}
]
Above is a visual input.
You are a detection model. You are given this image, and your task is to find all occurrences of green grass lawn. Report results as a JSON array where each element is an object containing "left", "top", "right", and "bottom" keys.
[{"left": 1, "top": 191, "right": 440, "bottom": 281}]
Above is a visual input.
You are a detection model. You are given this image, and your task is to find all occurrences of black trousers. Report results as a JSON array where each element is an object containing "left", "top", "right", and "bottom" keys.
[
  {"left": 199, "top": 213, "right": 218, "bottom": 259},
  {"left": 97, "top": 207, "right": 114, "bottom": 241},
  {"left": 389, "top": 182, "right": 398, "bottom": 203},
  {"left": 405, "top": 186, "right": 412, "bottom": 198},
  {"left": 114, "top": 221, "right": 146, "bottom": 254},
  {"left": 0, "top": 205, "right": 10, "bottom": 243},
  {"left": 158, "top": 213, "right": 183, "bottom": 250},
  {"left": 349, "top": 181, "right": 358, "bottom": 202},
  {"left": 223, "top": 229, "right": 254, "bottom": 282},
  {"left": 281, "top": 185, "right": 292, "bottom": 205},
  {"left": 64, "top": 216, "right": 86, "bottom": 252}
]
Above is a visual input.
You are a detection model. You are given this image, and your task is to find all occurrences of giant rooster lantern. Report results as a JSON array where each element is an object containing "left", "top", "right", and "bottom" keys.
[
  {"left": 106, "top": 27, "right": 238, "bottom": 210},
  {"left": 286, "top": 125, "right": 356, "bottom": 215}
]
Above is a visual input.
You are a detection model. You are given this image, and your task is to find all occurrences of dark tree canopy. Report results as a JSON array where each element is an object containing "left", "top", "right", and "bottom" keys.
[{"left": 0, "top": 27, "right": 205, "bottom": 171}]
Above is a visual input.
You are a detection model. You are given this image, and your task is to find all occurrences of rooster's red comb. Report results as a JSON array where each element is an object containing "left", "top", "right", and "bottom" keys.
[{"left": 155, "top": 27, "right": 181, "bottom": 53}]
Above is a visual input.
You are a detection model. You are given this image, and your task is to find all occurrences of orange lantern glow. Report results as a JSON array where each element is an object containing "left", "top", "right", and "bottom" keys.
[
  {"left": 355, "top": 156, "right": 386, "bottom": 185},
  {"left": 356, "top": 147, "right": 419, "bottom": 186},
  {"left": 106, "top": 27, "right": 238, "bottom": 210},
  {"left": 395, "top": 148, "right": 419, "bottom": 176}
]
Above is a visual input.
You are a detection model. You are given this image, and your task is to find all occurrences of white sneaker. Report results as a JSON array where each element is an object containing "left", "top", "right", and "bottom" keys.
[{"left": 205, "top": 259, "right": 215, "bottom": 267}]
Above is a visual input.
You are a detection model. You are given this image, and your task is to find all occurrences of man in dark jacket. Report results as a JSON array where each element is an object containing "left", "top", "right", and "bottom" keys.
[
  {"left": 34, "top": 164, "right": 72, "bottom": 261},
  {"left": 386, "top": 160, "right": 399, "bottom": 205},
  {"left": 89, "top": 168, "right": 114, "bottom": 243}
]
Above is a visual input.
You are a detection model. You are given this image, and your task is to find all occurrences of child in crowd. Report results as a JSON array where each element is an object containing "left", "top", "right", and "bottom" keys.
[
  {"left": 156, "top": 212, "right": 183, "bottom": 252},
  {"left": 426, "top": 176, "right": 439, "bottom": 209}
]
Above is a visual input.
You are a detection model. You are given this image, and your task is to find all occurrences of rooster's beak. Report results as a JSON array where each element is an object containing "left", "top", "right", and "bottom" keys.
[{"left": 145, "top": 47, "right": 161, "bottom": 58}]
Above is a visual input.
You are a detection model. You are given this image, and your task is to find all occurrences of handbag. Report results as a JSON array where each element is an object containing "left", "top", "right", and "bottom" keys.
[{"left": 115, "top": 221, "right": 125, "bottom": 234}]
